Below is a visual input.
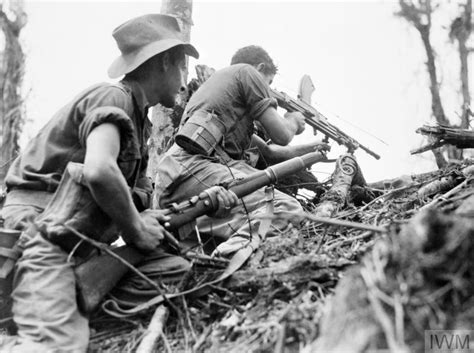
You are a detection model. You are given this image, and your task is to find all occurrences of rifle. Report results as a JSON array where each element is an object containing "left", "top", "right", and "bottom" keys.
[
  {"left": 271, "top": 76, "right": 380, "bottom": 160},
  {"left": 75, "top": 151, "right": 324, "bottom": 313}
]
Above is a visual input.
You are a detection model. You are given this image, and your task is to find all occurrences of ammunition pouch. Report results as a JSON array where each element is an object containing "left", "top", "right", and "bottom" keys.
[
  {"left": 175, "top": 111, "right": 226, "bottom": 156},
  {"left": 0, "top": 228, "right": 21, "bottom": 322},
  {"left": 36, "top": 162, "right": 117, "bottom": 258}
]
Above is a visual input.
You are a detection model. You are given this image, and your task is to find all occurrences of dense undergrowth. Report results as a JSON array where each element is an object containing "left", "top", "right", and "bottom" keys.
[{"left": 89, "top": 160, "right": 474, "bottom": 352}]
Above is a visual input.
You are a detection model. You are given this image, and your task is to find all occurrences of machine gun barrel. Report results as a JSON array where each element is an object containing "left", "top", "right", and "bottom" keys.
[{"left": 271, "top": 89, "right": 380, "bottom": 160}]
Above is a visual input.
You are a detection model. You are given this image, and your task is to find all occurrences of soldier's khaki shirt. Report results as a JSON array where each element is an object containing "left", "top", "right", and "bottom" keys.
[
  {"left": 181, "top": 63, "right": 277, "bottom": 160},
  {"left": 5, "top": 79, "right": 152, "bottom": 209}
]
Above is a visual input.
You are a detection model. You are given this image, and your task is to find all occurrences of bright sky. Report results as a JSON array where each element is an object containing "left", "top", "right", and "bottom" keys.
[{"left": 20, "top": 0, "right": 469, "bottom": 182}]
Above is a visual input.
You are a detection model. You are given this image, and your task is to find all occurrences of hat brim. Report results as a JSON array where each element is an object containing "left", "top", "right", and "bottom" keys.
[{"left": 108, "top": 39, "right": 199, "bottom": 79}]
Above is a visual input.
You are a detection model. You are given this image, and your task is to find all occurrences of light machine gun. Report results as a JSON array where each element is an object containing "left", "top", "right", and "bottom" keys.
[{"left": 271, "top": 75, "right": 380, "bottom": 160}]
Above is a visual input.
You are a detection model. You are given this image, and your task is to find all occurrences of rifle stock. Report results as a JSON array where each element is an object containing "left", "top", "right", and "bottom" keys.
[
  {"left": 75, "top": 151, "right": 324, "bottom": 313},
  {"left": 75, "top": 246, "right": 143, "bottom": 314},
  {"left": 271, "top": 89, "right": 380, "bottom": 160}
]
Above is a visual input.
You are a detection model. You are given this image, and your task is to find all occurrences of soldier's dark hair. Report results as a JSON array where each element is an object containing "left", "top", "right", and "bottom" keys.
[{"left": 230, "top": 45, "right": 278, "bottom": 75}]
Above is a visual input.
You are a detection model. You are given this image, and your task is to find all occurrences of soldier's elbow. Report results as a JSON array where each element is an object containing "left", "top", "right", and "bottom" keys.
[
  {"left": 83, "top": 161, "right": 115, "bottom": 188},
  {"left": 271, "top": 131, "right": 292, "bottom": 146}
]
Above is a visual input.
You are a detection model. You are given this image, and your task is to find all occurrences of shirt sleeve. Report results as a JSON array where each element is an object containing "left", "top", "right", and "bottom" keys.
[
  {"left": 77, "top": 86, "right": 135, "bottom": 149},
  {"left": 238, "top": 65, "right": 278, "bottom": 120}
]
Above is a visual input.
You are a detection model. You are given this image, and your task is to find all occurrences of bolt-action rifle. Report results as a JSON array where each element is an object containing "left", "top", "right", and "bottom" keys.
[
  {"left": 75, "top": 151, "right": 325, "bottom": 313},
  {"left": 271, "top": 75, "right": 380, "bottom": 160}
]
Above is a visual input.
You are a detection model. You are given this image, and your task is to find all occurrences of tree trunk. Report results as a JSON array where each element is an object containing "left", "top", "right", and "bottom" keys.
[
  {"left": 0, "top": 2, "right": 26, "bottom": 185},
  {"left": 450, "top": 0, "right": 472, "bottom": 130},
  {"left": 397, "top": 0, "right": 452, "bottom": 166},
  {"left": 147, "top": 0, "right": 193, "bottom": 179},
  {"left": 417, "top": 11, "right": 456, "bottom": 163},
  {"left": 418, "top": 29, "right": 449, "bottom": 127},
  {"left": 398, "top": 1, "right": 449, "bottom": 126}
]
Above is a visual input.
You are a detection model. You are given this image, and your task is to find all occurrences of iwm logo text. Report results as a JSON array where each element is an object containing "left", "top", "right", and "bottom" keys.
[{"left": 425, "top": 330, "right": 474, "bottom": 352}]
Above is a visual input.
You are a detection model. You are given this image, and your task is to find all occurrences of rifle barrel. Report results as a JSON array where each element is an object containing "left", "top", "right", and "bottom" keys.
[{"left": 164, "top": 151, "right": 323, "bottom": 230}]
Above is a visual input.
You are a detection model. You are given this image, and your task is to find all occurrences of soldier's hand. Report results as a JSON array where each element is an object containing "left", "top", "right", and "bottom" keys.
[
  {"left": 200, "top": 186, "right": 239, "bottom": 218},
  {"left": 315, "top": 151, "right": 330, "bottom": 163},
  {"left": 131, "top": 209, "right": 173, "bottom": 252},
  {"left": 313, "top": 142, "right": 331, "bottom": 153},
  {"left": 284, "top": 112, "right": 306, "bottom": 135}
]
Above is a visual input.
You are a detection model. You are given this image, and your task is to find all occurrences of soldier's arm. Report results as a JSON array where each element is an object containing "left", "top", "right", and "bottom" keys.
[
  {"left": 257, "top": 108, "right": 305, "bottom": 146},
  {"left": 251, "top": 134, "right": 329, "bottom": 165},
  {"left": 240, "top": 66, "right": 305, "bottom": 146},
  {"left": 83, "top": 123, "right": 171, "bottom": 252}
]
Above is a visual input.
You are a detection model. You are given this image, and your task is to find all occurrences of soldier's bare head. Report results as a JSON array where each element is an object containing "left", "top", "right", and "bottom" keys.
[{"left": 230, "top": 45, "right": 278, "bottom": 76}]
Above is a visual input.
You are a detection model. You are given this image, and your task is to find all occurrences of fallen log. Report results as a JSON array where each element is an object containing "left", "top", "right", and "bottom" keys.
[
  {"left": 416, "top": 173, "right": 461, "bottom": 200},
  {"left": 226, "top": 254, "right": 352, "bottom": 291},
  {"left": 411, "top": 125, "right": 474, "bottom": 155},
  {"left": 417, "top": 163, "right": 473, "bottom": 208},
  {"left": 305, "top": 190, "right": 474, "bottom": 352}
]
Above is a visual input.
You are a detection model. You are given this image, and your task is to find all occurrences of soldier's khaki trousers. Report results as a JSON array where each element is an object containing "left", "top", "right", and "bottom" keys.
[
  {"left": 1, "top": 199, "right": 190, "bottom": 352},
  {"left": 155, "top": 145, "right": 304, "bottom": 246}
]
